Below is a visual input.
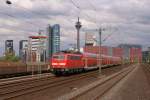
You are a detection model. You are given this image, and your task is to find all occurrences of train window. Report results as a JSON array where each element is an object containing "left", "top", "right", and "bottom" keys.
[
  {"left": 53, "top": 55, "right": 65, "bottom": 60},
  {"left": 68, "top": 55, "right": 81, "bottom": 60}
]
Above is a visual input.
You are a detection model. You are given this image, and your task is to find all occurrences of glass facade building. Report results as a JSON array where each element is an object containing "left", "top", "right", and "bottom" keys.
[
  {"left": 47, "top": 24, "right": 60, "bottom": 59},
  {"left": 52, "top": 24, "right": 60, "bottom": 53},
  {"left": 19, "top": 40, "right": 28, "bottom": 62}
]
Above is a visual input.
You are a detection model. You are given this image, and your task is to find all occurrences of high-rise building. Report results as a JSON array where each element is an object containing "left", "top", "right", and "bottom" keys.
[
  {"left": 52, "top": 24, "right": 60, "bottom": 53},
  {"left": 47, "top": 24, "right": 60, "bottom": 59},
  {"left": 47, "top": 24, "right": 52, "bottom": 59},
  {"left": 5, "top": 40, "right": 14, "bottom": 56},
  {"left": 19, "top": 40, "right": 28, "bottom": 62}
]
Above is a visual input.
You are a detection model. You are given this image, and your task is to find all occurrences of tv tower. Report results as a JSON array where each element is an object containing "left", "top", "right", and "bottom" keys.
[{"left": 75, "top": 17, "right": 82, "bottom": 52}]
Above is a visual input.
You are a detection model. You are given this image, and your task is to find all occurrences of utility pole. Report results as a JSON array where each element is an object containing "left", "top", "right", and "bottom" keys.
[
  {"left": 98, "top": 28, "right": 104, "bottom": 74},
  {"left": 38, "top": 30, "right": 43, "bottom": 75},
  {"left": 75, "top": 17, "right": 82, "bottom": 52}
]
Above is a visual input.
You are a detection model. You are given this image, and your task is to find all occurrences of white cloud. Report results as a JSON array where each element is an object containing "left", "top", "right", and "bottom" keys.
[
  {"left": 0, "top": 0, "right": 150, "bottom": 55},
  {"left": 0, "top": 18, "right": 20, "bottom": 26},
  {"left": 15, "top": 0, "right": 33, "bottom": 9}
]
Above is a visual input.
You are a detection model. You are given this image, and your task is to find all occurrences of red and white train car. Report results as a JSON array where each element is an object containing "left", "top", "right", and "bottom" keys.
[{"left": 51, "top": 52, "right": 122, "bottom": 74}]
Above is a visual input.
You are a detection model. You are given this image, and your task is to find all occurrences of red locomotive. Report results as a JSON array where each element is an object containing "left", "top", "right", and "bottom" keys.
[{"left": 51, "top": 51, "right": 122, "bottom": 74}]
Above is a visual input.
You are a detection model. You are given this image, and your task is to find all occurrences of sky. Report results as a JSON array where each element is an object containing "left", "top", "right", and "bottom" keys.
[{"left": 0, "top": 0, "right": 150, "bottom": 56}]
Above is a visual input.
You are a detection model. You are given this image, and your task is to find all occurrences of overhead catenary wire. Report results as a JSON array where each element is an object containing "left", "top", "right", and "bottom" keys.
[
  {"left": 1, "top": 1, "right": 74, "bottom": 37},
  {"left": 10, "top": 0, "right": 75, "bottom": 32},
  {"left": 87, "top": 0, "right": 99, "bottom": 28},
  {"left": 2, "top": 0, "right": 124, "bottom": 46},
  {"left": 69, "top": 0, "right": 99, "bottom": 27},
  {"left": 3, "top": 0, "right": 96, "bottom": 35},
  {"left": 3, "top": 4, "right": 57, "bottom": 34},
  {"left": 71, "top": 0, "right": 124, "bottom": 47},
  {"left": 2, "top": 0, "right": 80, "bottom": 50},
  {"left": 84, "top": 0, "right": 124, "bottom": 45},
  {"left": 13, "top": 1, "right": 77, "bottom": 27},
  {"left": 70, "top": 0, "right": 80, "bottom": 9},
  {"left": 4, "top": 3, "right": 45, "bottom": 29},
  {"left": 0, "top": 11, "right": 40, "bottom": 33},
  {"left": 0, "top": 4, "right": 42, "bottom": 29}
]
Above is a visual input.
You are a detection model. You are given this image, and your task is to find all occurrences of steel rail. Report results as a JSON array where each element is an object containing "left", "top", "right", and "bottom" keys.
[
  {"left": 72, "top": 66, "right": 134, "bottom": 100},
  {"left": 58, "top": 65, "right": 135, "bottom": 100},
  {"left": 0, "top": 70, "right": 99, "bottom": 100}
]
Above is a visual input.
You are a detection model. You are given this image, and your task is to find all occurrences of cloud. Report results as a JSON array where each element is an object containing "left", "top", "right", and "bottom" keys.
[{"left": 0, "top": 0, "right": 150, "bottom": 55}]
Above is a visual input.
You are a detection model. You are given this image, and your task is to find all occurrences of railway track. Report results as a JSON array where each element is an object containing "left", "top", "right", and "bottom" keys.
[
  {"left": 0, "top": 74, "right": 55, "bottom": 89},
  {"left": 0, "top": 73, "right": 53, "bottom": 83},
  {"left": 58, "top": 64, "right": 135, "bottom": 100},
  {"left": 0, "top": 64, "right": 130, "bottom": 100},
  {"left": 0, "top": 70, "right": 99, "bottom": 100}
]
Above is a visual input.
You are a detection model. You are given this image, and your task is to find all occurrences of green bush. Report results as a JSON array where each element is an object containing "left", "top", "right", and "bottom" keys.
[
  {"left": 0, "top": 55, "right": 20, "bottom": 62},
  {"left": 0, "top": 57, "right": 5, "bottom": 61}
]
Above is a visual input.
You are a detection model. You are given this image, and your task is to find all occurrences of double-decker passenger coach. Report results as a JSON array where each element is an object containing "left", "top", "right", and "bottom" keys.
[{"left": 51, "top": 51, "right": 122, "bottom": 75}]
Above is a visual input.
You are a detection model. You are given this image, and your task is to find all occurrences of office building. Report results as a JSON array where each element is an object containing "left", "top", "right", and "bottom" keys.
[
  {"left": 47, "top": 24, "right": 60, "bottom": 59},
  {"left": 19, "top": 40, "right": 28, "bottom": 62},
  {"left": 5, "top": 40, "right": 14, "bottom": 56}
]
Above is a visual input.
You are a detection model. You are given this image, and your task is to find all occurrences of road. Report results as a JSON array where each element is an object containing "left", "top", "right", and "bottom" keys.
[{"left": 100, "top": 64, "right": 150, "bottom": 100}]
